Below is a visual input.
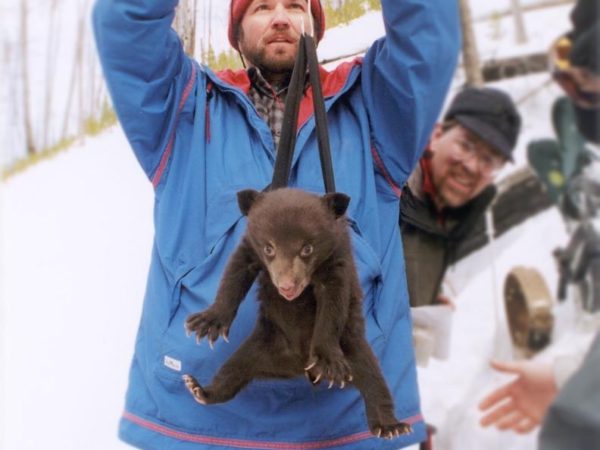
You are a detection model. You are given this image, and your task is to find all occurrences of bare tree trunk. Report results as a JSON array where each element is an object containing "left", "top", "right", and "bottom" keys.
[
  {"left": 474, "top": 0, "right": 574, "bottom": 23},
  {"left": 76, "top": 3, "right": 89, "bottom": 136},
  {"left": 61, "top": 1, "right": 86, "bottom": 139},
  {"left": 458, "top": 0, "right": 484, "bottom": 87},
  {"left": 3, "top": 41, "right": 21, "bottom": 163},
  {"left": 43, "top": 0, "right": 59, "bottom": 149},
  {"left": 174, "top": 0, "right": 197, "bottom": 57},
  {"left": 81, "top": 0, "right": 101, "bottom": 128},
  {"left": 89, "top": 41, "right": 98, "bottom": 123},
  {"left": 510, "top": 0, "right": 528, "bottom": 44},
  {"left": 20, "top": 0, "right": 36, "bottom": 155}
]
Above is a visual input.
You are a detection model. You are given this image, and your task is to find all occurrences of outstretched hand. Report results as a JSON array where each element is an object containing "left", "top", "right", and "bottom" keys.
[{"left": 478, "top": 360, "right": 558, "bottom": 434}]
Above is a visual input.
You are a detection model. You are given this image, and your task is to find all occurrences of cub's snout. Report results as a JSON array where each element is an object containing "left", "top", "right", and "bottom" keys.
[{"left": 265, "top": 253, "right": 310, "bottom": 301}]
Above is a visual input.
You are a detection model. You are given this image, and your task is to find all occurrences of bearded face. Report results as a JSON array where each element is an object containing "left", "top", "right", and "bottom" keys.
[
  {"left": 238, "top": 1, "right": 313, "bottom": 79},
  {"left": 429, "top": 124, "right": 505, "bottom": 209}
]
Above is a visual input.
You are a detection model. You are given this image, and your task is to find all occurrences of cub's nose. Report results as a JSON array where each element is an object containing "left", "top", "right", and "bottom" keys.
[
  {"left": 278, "top": 280, "right": 296, "bottom": 294},
  {"left": 277, "top": 279, "right": 301, "bottom": 300}
]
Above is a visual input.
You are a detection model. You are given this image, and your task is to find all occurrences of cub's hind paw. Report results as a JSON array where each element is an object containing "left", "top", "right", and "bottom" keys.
[
  {"left": 182, "top": 374, "right": 208, "bottom": 405},
  {"left": 372, "top": 422, "right": 412, "bottom": 440}
]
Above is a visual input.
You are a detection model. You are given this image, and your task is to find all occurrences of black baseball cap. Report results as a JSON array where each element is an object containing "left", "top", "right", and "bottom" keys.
[{"left": 444, "top": 87, "right": 522, "bottom": 161}]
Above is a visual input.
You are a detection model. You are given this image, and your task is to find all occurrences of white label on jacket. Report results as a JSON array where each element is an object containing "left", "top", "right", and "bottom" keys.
[{"left": 164, "top": 355, "right": 182, "bottom": 372}]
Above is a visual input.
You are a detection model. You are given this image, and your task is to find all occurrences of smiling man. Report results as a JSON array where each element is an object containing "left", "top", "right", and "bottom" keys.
[
  {"left": 92, "top": 0, "right": 460, "bottom": 448},
  {"left": 400, "top": 87, "right": 522, "bottom": 308}
]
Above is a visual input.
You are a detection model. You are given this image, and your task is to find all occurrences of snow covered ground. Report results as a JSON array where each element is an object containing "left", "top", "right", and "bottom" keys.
[
  {"left": 2, "top": 2, "right": 594, "bottom": 450},
  {"left": 1, "top": 128, "right": 151, "bottom": 450}
]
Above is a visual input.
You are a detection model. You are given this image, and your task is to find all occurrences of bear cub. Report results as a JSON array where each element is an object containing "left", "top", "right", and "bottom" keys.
[{"left": 183, "top": 188, "right": 411, "bottom": 439}]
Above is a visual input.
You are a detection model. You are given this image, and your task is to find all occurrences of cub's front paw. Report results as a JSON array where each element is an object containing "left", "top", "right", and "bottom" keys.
[
  {"left": 182, "top": 374, "right": 208, "bottom": 405},
  {"left": 305, "top": 351, "right": 353, "bottom": 389},
  {"left": 185, "top": 308, "right": 233, "bottom": 348}
]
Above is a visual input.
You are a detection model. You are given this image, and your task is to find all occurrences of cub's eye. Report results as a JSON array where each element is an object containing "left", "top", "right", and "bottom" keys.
[
  {"left": 300, "top": 244, "right": 313, "bottom": 257},
  {"left": 264, "top": 244, "right": 275, "bottom": 257}
]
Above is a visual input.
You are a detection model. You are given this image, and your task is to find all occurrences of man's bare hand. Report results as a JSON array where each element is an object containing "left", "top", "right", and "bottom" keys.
[{"left": 479, "top": 360, "right": 558, "bottom": 434}]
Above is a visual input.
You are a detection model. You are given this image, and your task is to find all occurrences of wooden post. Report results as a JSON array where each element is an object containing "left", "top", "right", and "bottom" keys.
[
  {"left": 459, "top": 0, "right": 484, "bottom": 87},
  {"left": 510, "top": 0, "right": 528, "bottom": 44}
]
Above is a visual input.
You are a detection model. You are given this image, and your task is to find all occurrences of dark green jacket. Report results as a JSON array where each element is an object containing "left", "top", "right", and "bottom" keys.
[
  {"left": 400, "top": 162, "right": 555, "bottom": 308},
  {"left": 399, "top": 164, "right": 496, "bottom": 307}
]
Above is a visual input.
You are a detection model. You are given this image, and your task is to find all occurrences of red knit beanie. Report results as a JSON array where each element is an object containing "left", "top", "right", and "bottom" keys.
[{"left": 228, "top": 0, "right": 326, "bottom": 51}]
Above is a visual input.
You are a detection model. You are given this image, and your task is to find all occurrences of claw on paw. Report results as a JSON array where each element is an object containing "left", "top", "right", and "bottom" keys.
[
  {"left": 182, "top": 374, "right": 207, "bottom": 405},
  {"left": 304, "top": 361, "right": 316, "bottom": 371},
  {"left": 371, "top": 422, "right": 412, "bottom": 439}
]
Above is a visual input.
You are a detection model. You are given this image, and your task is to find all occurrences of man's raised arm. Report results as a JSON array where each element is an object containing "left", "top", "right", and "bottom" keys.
[
  {"left": 362, "top": 0, "right": 461, "bottom": 189},
  {"left": 93, "top": 0, "right": 195, "bottom": 179}
]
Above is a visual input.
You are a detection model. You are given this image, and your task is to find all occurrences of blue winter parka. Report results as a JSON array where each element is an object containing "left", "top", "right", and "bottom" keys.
[{"left": 93, "top": 1, "right": 460, "bottom": 449}]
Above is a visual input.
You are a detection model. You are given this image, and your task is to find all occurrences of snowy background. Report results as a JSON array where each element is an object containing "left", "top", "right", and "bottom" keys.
[{"left": 1, "top": 1, "right": 596, "bottom": 450}]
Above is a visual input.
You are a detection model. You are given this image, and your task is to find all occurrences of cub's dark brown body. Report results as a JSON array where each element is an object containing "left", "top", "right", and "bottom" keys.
[{"left": 184, "top": 188, "right": 410, "bottom": 439}]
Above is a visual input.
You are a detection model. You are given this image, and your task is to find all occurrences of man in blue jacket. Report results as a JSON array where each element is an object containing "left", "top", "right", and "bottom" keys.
[{"left": 93, "top": 1, "right": 460, "bottom": 449}]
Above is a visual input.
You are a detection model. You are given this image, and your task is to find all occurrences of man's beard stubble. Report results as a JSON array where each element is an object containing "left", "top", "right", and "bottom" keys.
[{"left": 239, "top": 31, "right": 298, "bottom": 80}]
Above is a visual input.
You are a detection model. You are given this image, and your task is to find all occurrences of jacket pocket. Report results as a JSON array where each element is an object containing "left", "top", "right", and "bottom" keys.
[
  {"left": 346, "top": 217, "right": 386, "bottom": 346},
  {"left": 155, "top": 189, "right": 248, "bottom": 386}
]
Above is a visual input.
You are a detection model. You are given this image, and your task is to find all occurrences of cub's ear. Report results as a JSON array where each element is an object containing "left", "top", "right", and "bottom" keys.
[
  {"left": 322, "top": 193, "right": 350, "bottom": 218},
  {"left": 237, "top": 189, "right": 261, "bottom": 216}
]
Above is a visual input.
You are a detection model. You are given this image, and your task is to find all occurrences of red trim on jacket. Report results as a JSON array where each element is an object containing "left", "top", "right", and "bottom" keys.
[
  {"left": 216, "top": 69, "right": 252, "bottom": 94},
  {"left": 371, "top": 145, "right": 402, "bottom": 198},
  {"left": 297, "top": 60, "right": 359, "bottom": 129},
  {"left": 152, "top": 63, "right": 198, "bottom": 188},
  {"left": 216, "top": 59, "right": 362, "bottom": 130},
  {"left": 122, "top": 410, "right": 423, "bottom": 449}
]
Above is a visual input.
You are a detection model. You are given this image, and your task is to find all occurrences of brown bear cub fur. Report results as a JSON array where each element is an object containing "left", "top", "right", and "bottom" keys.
[{"left": 183, "top": 188, "right": 411, "bottom": 439}]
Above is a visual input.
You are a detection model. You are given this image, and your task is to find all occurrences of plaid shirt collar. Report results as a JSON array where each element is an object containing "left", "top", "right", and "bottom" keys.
[
  {"left": 247, "top": 67, "right": 291, "bottom": 99},
  {"left": 247, "top": 67, "right": 290, "bottom": 151},
  {"left": 246, "top": 67, "right": 311, "bottom": 151}
]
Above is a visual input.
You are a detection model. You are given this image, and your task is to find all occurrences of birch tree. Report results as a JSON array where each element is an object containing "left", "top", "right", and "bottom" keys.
[
  {"left": 43, "top": 0, "right": 60, "bottom": 149},
  {"left": 20, "top": 0, "right": 36, "bottom": 155},
  {"left": 61, "top": 1, "right": 86, "bottom": 139},
  {"left": 174, "top": 0, "right": 197, "bottom": 57}
]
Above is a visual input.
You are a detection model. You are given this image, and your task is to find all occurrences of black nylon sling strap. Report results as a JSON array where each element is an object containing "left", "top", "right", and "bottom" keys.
[
  {"left": 270, "top": 33, "right": 336, "bottom": 194},
  {"left": 270, "top": 32, "right": 306, "bottom": 190},
  {"left": 306, "top": 34, "right": 336, "bottom": 194}
]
